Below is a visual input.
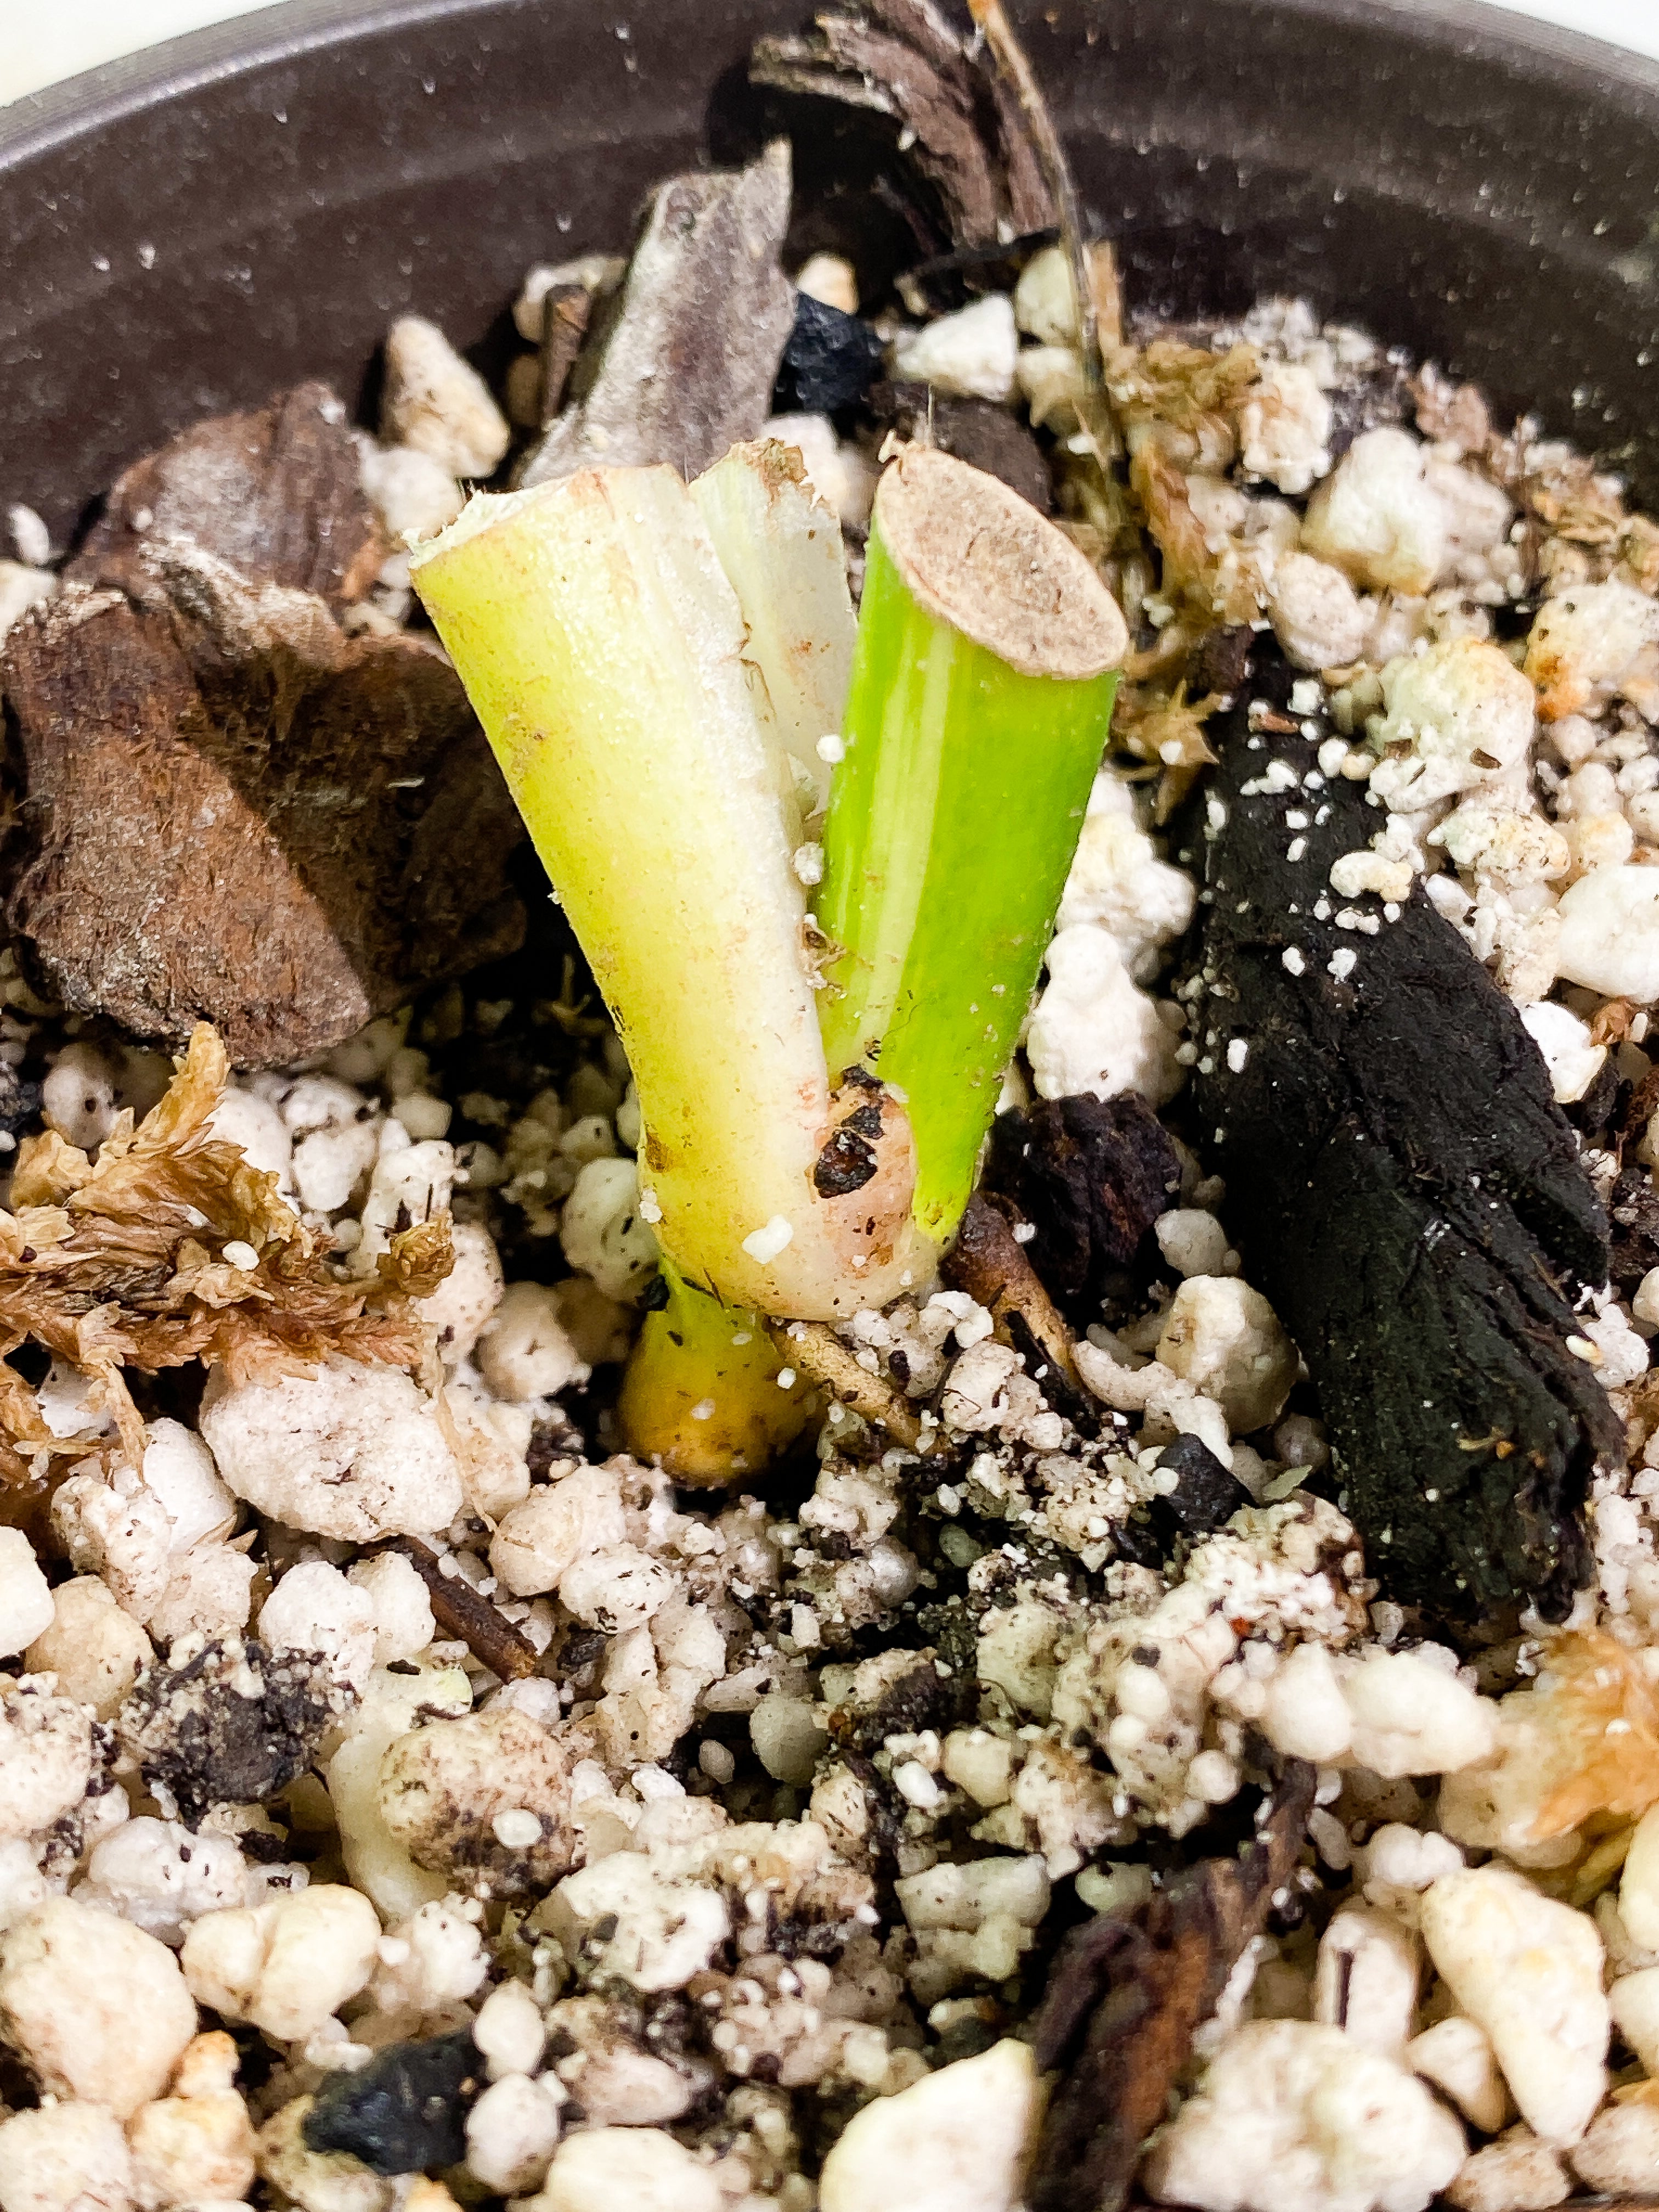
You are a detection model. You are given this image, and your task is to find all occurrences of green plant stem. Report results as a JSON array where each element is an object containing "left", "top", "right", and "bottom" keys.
[
  {"left": 816, "top": 451, "right": 1124, "bottom": 1240},
  {"left": 409, "top": 459, "right": 926, "bottom": 1323}
]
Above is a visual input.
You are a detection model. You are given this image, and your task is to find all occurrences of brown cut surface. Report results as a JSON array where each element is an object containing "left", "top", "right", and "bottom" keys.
[{"left": 875, "top": 444, "right": 1128, "bottom": 678}]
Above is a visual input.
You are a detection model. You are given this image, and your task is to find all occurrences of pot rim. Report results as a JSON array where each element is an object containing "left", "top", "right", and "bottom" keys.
[{"left": 3, "top": 0, "right": 1656, "bottom": 174}]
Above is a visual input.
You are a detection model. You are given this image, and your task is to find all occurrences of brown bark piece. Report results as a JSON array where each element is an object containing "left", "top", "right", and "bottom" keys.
[
  {"left": 1027, "top": 1759, "right": 1316, "bottom": 2212},
  {"left": 538, "top": 285, "right": 595, "bottom": 427},
  {"left": 869, "top": 381, "right": 1054, "bottom": 511},
  {"left": 69, "top": 381, "right": 384, "bottom": 612},
  {"left": 518, "top": 144, "right": 795, "bottom": 488},
  {"left": 752, "top": 0, "right": 1054, "bottom": 247},
  {"left": 2, "top": 540, "right": 524, "bottom": 1067}
]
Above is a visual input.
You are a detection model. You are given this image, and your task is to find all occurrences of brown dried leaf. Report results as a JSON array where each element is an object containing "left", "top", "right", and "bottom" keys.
[
  {"left": 1592, "top": 999, "right": 1640, "bottom": 1047},
  {"left": 1113, "top": 678, "right": 1223, "bottom": 822},
  {"left": 1411, "top": 365, "right": 1495, "bottom": 457},
  {"left": 1108, "top": 339, "right": 1261, "bottom": 444},
  {"left": 1128, "top": 444, "right": 1262, "bottom": 629},
  {"left": 1523, "top": 448, "right": 1629, "bottom": 550},
  {"left": 10, "top": 1133, "right": 93, "bottom": 1209}
]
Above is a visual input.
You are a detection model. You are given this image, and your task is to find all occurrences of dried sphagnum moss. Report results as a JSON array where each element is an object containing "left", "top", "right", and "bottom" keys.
[
  {"left": 1443, "top": 1632, "right": 1659, "bottom": 1863},
  {"left": 1528, "top": 1632, "right": 1659, "bottom": 1840},
  {"left": 0, "top": 1023, "right": 451, "bottom": 1468}
]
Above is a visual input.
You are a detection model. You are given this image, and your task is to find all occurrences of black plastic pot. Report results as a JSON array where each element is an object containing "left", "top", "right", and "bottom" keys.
[{"left": 1, "top": 0, "right": 1657, "bottom": 543}]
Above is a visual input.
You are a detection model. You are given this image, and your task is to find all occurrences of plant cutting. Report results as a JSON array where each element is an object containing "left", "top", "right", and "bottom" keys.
[{"left": 411, "top": 438, "right": 1126, "bottom": 1476}]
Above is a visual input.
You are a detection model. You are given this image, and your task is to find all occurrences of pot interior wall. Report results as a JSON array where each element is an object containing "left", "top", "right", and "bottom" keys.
[{"left": 2, "top": 0, "right": 1657, "bottom": 539}]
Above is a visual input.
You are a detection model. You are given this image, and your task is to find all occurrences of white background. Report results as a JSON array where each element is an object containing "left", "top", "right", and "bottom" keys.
[{"left": 2, "top": 0, "right": 1656, "bottom": 106}]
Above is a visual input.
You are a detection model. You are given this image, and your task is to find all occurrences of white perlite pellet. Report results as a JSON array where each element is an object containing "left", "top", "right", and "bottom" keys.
[
  {"left": 818, "top": 2039, "right": 1037, "bottom": 2212},
  {"left": 1419, "top": 1866, "right": 1608, "bottom": 2146}
]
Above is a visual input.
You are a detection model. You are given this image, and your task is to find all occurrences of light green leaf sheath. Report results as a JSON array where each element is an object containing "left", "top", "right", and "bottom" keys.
[
  {"left": 816, "top": 444, "right": 1127, "bottom": 1240},
  {"left": 409, "top": 454, "right": 924, "bottom": 1323}
]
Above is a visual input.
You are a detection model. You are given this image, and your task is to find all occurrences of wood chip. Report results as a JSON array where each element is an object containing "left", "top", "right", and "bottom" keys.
[
  {"left": 1027, "top": 1758, "right": 1316, "bottom": 2212},
  {"left": 538, "top": 285, "right": 595, "bottom": 427},
  {"left": 386, "top": 1536, "right": 540, "bottom": 1682},
  {"left": 751, "top": 0, "right": 1053, "bottom": 249},
  {"left": 518, "top": 143, "right": 795, "bottom": 488}
]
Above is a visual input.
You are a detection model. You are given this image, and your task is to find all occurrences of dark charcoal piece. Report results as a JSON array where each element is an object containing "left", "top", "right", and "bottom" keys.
[
  {"left": 1028, "top": 1761, "right": 1314, "bottom": 2212},
  {"left": 303, "top": 2032, "right": 481, "bottom": 2175},
  {"left": 1609, "top": 1168, "right": 1659, "bottom": 1299},
  {"left": 985, "top": 1094, "right": 1180, "bottom": 1317},
  {"left": 118, "top": 1637, "right": 340, "bottom": 1827},
  {"left": 776, "top": 294, "right": 886, "bottom": 416},
  {"left": 868, "top": 380, "right": 1053, "bottom": 512},
  {"left": 1179, "top": 656, "right": 1621, "bottom": 1621},
  {"left": 0, "top": 1065, "right": 42, "bottom": 1142},
  {"left": 1565, "top": 1048, "right": 1620, "bottom": 1146},
  {"left": 1147, "top": 1434, "right": 1251, "bottom": 1537}
]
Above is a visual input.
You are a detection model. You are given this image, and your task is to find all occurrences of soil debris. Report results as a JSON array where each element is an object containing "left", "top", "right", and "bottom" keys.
[
  {"left": 870, "top": 379, "right": 1053, "bottom": 510},
  {"left": 386, "top": 1535, "right": 540, "bottom": 1682},
  {"left": 985, "top": 1092, "right": 1180, "bottom": 1318},
  {"left": 118, "top": 1633, "right": 345, "bottom": 1827}
]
